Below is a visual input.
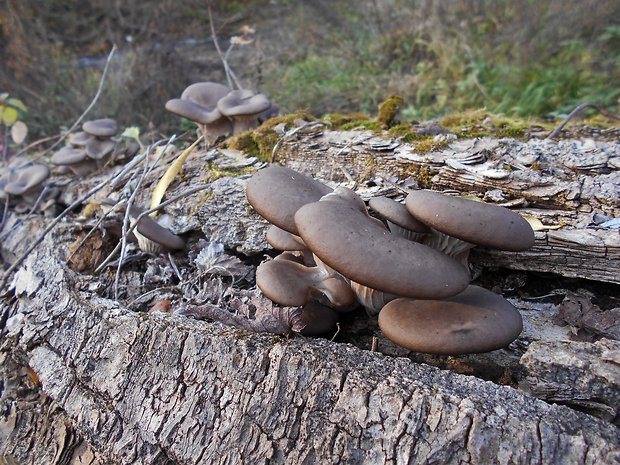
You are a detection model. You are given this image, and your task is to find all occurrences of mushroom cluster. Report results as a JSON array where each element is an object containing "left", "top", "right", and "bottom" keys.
[
  {"left": 246, "top": 165, "right": 535, "bottom": 354},
  {"left": 51, "top": 118, "right": 118, "bottom": 175},
  {"left": 0, "top": 160, "right": 50, "bottom": 211},
  {"left": 165, "top": 82, "right": 276, "bottom": 144}
]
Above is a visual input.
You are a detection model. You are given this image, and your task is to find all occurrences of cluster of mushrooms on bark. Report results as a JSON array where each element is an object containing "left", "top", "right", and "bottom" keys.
[
  {"left": 3, "top": 81, "right": 539, "bottom": 356},
  {"left": 246, "top": 165, "right": 535, "bottom": 355}
]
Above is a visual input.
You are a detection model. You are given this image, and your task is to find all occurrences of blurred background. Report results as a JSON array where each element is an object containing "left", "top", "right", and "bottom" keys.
[{"left": 1, "top": 0, "right": 619, "bottom": 138}]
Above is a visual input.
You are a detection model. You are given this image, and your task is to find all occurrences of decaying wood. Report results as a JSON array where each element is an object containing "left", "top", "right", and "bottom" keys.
[
  {"left": 277, "top": 130, "right": 620, "bottom": 284},
  {"left": 520, "top": 338, "right": 620, "bottom": 423},
  {"left": 2, "top": 226, "right": 619, "bottom": 465},
  {"left": 1, "top": 129, "right": 620, "bottom": 464}
]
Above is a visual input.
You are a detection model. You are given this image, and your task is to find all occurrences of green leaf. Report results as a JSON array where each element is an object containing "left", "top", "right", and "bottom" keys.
[
  {"left": 121, "top": 126, "right": 141, "bottom": 141},
  {"left": 7, "top": 97, "right": 27, "bottom": 113},
  {"left": 2, "top": 107, "right": 18, "bottom": 126}
]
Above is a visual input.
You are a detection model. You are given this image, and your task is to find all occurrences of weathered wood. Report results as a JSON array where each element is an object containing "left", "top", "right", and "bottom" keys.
[
  {"left": 1, "top": 202, "right": 619, "bottom": 464},
  {"left": 520, "top": 338, "right": 620, "bottom": 423},
  {"left": 2, "top": 131, "right": 620, "bottom": 464},
  {"left": 277, "top": 130, "right": 620, "bottom": 283}
]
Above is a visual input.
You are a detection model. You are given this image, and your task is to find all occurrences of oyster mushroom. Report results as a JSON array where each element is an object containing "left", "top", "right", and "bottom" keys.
[
  {"left": 165, "top": 81, "right": 232, "bottom": 144},
  {"left": 217, "top": 89, "right": 271, "bottom": 134},
  {"left": 378, "top": 285, "right": 523, "bottom": 355},
  {"left": 256, "top": 252, "right": 357, "bottom": 312},
  {"left": 368, "top": 196, "right": 430, "bottom": 241},
  {"left": 245, "top": 165, "right": 333, "bottom": 235},
  {"left": 294, "top": 197, "right": 470, "bottom": 300},
  {"left": 51, "top": 146, "right": 98, "bottom": 176},
  {"left": 128, "top": 206, "right": 185, "bottom": 254}
]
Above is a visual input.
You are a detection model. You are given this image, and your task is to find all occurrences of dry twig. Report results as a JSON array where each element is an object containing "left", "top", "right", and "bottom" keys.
[{"left": 547, "top": 102, "right": 620, "bottom": 139}]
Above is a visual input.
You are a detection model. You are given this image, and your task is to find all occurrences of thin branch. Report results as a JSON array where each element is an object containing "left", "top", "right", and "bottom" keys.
[
  {"left": 207, "top": 4, "right": 242, "bottom": 90},
  {"left": 547, "top": 102, "right": 620, "bottom": 139},
  {"left": 0, "top": 145, "right": 151, "bottom": 290},
  {"left": 14, "top": 134, "right": 61, "bottom": 158},
  {"left": 34, "top": 44, "right": 118, "bottom": 160},
  {"left": 114, "top": 137, "right": 175, "bottom": 300},
  {"left": 94, "top": 184, "right": 212, "bottom": 275}
]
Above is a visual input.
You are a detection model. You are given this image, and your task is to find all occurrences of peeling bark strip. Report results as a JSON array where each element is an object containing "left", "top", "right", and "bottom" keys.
[
  {"left": 277, "top": 131, "right": 620, "bottom": 284},
  {"left": 5, "top": 236, "right": 620, "bottom": 465}
]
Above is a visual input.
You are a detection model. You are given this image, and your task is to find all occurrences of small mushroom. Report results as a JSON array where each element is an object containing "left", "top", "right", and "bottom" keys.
[
  {"left": 266, "top": 224, "right": 315, "bottom": 266},
  {"left": 85, "top": 137, "right": 115, "bottom": 161},
  {"left": 217, "top": 89, "right": 271, "bottom": 134},
  {"left": 82, "top": 118, "right": 118, "bottom": 137},
  {"left": 368, "top": 196, "right": 430, "bottom": 241},
  {"left": 294, "top": 198, "right": 470, "bottom": 300},
  {"left": 51, "top": 146, "right": 98, "bottom": 176},
  {"left": 299, "top": 301, "right": 339, "bottom": 336},
  {"left": 256, "top": 252, "right": 357, "bottom": 311},
  {"left": 246, "top": 165, "right": 333, "bottom": 235},
  {"left": 2, "top": 164, "right": 49, "bottom": 205},
  {"left": 69, "top": 131, "right": 93, "bottom": 147},
  {"left": 128, "top": 206, "right": 185, "bottom": 254},
  {"left": 165, "top": 82, "right": 232, "bottom": 144},
  {"left": 378, "top": 285, "right": 523, "bottom": 355}
]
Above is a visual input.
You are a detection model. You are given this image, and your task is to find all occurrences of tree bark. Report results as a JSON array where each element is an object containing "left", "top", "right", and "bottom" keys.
[{"left": 1, "top": 129, "right": 620, "bottom": 464}]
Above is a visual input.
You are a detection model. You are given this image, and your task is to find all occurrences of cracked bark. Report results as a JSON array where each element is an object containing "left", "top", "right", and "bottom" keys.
[{"left": 1, "top": 217, "right": 619, "bottom": 465}]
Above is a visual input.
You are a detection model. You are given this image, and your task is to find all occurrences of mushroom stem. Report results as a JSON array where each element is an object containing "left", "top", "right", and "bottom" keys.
[
  {"left": 350, "top": 281, "right": 399, "bottom": 316},
  {"left": 230, "top": 114, "right": 260, "bottom": 134}
]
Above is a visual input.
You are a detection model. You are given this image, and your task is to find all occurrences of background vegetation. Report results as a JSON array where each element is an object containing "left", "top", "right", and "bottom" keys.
[{"left": 1, "top": 0, "right": 619, "bottom": 138}]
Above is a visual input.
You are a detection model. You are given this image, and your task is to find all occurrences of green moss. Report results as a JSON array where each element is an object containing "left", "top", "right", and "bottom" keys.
[
  {"left": 414, "top": 137, "right": 449, "bottom": 154},
  {"left": 340, "top": 119, "right": 382, "bottom": 131},
  {"left": 226, "top": 131, "right": 260, "bottom": 157},
  {"left": 377, "top": 95, "right": 404, "bottom": 128},
  {"left": 439, "top": 109, "right": 535, "bottom": 139},
  {"left": 323, "top": 112, "right": 370, "bottom": 128},
  {"left": 226, "top": 112, "right": 316, "bottom": 162},
  {"left": 405, "top": 165, "right": 433, "bottom": 189}
]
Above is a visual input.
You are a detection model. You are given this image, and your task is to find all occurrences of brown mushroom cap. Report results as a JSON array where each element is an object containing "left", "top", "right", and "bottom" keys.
[
  {"left": 294, "top": 199, "right": 470, "bottom": 299},
  {"left": 85, "top": 137, "right": 115, "bottom": 160},
  {"left": 299, "top": 301, "right": 339, "bottom": 336},
  {"left": 369, "top": 196, "right": 430, "bottom": 233},
  {"left": 256, "top": 255, "right": 356, "bottom": 310},
  {"left": 164, "top": 98, "right": 224, "bottom": 125},
  {"left": 3, "top": 164, "right": 49, "bottom": 195},
  {"left": 378, "top": 285, "right": 523, "bottom": 355},
  {"left": 246, "top": 165, "right": 333, "bottom": 235},
  {"left": 217, "top": 90, "right": 270, "bottom": 118},
  {"left": 83, "top": 118, "right": 118, "bottom": 137},
  {"left": 180, "top": 81, "right": 231, "bottom": 108},
  {"left": 405, "top": 190, "right": 535, "bottom": 251},
  {"left": 129, "top": 207, "right": 185, "bottom": 252},
  {"left": 69, "top": 131, "right": 93, "bottom": 147},
  {"left": 266, "top": 224, "right": 307, "bottom": 251},
  {"left": 51, "top": 146, "right": 89, "bottom": 165}
]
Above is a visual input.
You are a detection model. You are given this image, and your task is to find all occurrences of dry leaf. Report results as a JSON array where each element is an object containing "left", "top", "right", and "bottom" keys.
[
  {"left": 150, "top": 135, "right": 203, "bottom": 215},
  {"left": 10, "top": 120, "right": 28, "bottom": 144},
  {"left": 521, "top": 214, "right": 563, "bottom": 231}
]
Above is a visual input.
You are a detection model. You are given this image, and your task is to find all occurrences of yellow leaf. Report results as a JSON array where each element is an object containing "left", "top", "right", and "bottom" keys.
[
  {"left": 150, "top": 136, "right": 203, "bottom": 216},
  {"left": 521, "top": 214, "right": 563, "bottom": 231},
  {"left": 11, "top": 120, "right": 28, "bottom": 144},
  {"left": 2, "top": 106, "right": 18, "bottom": 126}
]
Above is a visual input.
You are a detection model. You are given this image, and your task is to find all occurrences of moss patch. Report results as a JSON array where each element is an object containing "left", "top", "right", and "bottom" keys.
[
  {"left": 323, "top": 112, "right": 371, "bottom": 128},
  {"left": 439, "top": 109, "right": 535, "bottom": 139},
  {"left": 225, "top": 112, "right": 316, "bottom": 162},
  {"left": 377, "top": 95, "right": 404, "bottom": 128}
]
